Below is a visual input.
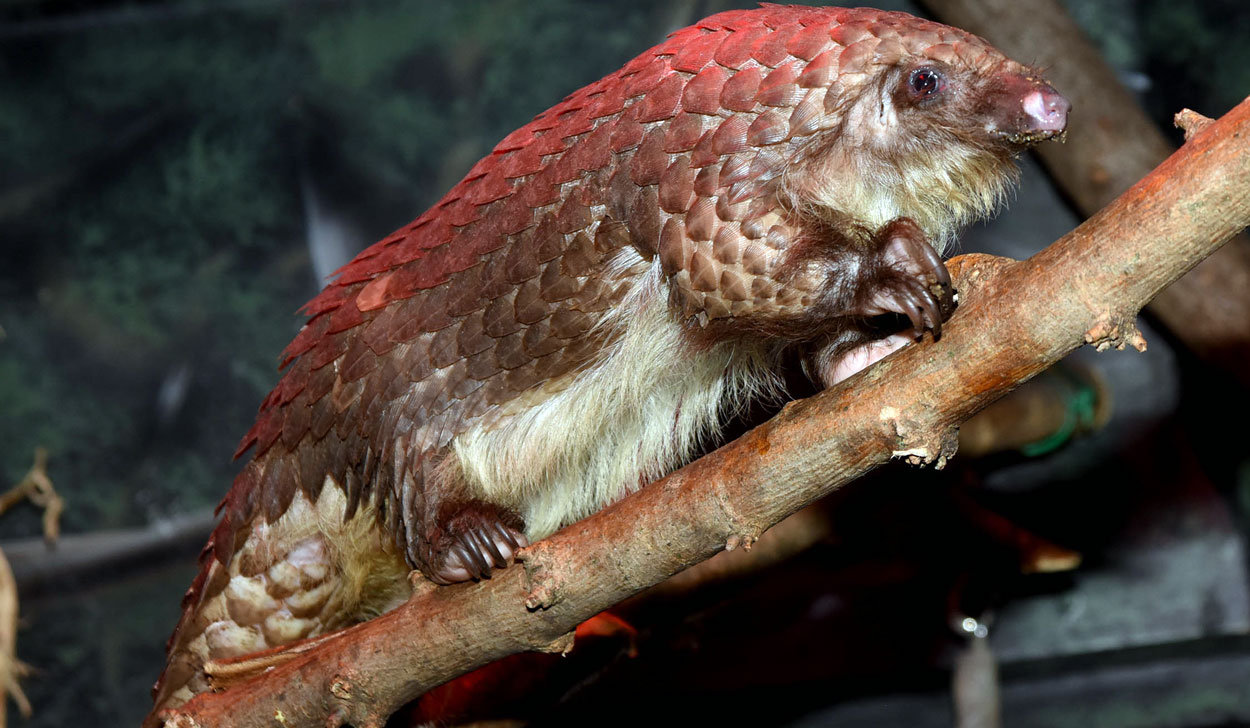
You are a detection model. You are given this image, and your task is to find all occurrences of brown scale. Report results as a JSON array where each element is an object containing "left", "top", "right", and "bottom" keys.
[{"left": 148, "top": 6, "right": 1070, "bottom": 722}]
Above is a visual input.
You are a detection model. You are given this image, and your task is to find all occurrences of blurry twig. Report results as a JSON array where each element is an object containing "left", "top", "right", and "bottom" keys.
[
  {"left": 0, "top": 448, "right": 64, "bottom": 726},
  {"left": 0, "top": 448, "right": 63, "bottom": 545},
  {"left": 952, "top": 622, "right": 1000, "bottom": 728},
  {"left": 0, "top": 551, "right": 30, "bottom": 728}
]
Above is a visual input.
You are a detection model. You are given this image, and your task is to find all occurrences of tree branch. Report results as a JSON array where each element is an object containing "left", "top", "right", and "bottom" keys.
[
  {"left": 164, "top": 98, "right": 1250, "bottom": 728},
  {"left": 3, "top": 509, "right": 213, "bottom": 594}
]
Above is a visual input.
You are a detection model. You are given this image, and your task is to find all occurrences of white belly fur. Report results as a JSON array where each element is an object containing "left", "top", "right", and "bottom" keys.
[{"left": 453, "top": 253, "right": 781, "bottom": 540}]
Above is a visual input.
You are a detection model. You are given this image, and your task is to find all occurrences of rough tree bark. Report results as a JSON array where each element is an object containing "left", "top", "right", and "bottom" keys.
[
  {"left": 163, "top": 98, "right": 1250, "bottom": 728},
  {"left": 920, "top": 0, "right": 1250, "bottom": 386}
]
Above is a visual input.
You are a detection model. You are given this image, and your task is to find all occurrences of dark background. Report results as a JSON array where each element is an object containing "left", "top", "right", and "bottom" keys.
[{"left": 1, "top": 1, "right": 1249, "bottom": 725}]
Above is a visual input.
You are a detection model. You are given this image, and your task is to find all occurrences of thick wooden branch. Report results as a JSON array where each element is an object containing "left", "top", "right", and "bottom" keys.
[
  {"left": 920, "top": 0, "right": 1250, "bottom": 385},
  {"left": 165, "top": 97, "right": 1250, "bottom": 728}
]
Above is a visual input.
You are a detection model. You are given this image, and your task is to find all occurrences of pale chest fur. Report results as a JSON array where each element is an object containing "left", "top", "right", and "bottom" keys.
[{"left": 453, "top": 251, "right": 779, "bottom": 540}]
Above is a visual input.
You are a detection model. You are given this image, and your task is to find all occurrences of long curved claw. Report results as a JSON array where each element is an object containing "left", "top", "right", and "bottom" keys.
[
  {"left": 473, "top": 525, "right": 508, "bottom": 568},
  {"left": 455, "top": 541, "right": 489, "bottom": 579},
  {"left": 492, "top": 520, "right": 528, "bottom": 552},
  {"left": 855, "top": 218, "right": 956, "bottom": 342},
  {"left": 427, "top": 509, "right": 528, "bottom": 584},
  {"left": 909, "top": 277, "right": 943, "bottom": 340},
  {"left": 896, "top": 283, "right": 926, "bottom": 339}
]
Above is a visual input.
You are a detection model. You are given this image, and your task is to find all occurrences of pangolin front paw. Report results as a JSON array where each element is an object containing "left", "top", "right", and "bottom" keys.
[
  {"left": 857, "top": 218, "right": 956, "bottom": 340},
  {"left": 426, "top": 507, "right": 529, "bottom": 585}
]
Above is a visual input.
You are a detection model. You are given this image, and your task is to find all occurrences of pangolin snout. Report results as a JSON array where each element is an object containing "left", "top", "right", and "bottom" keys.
[
  {"left": 1022, "top": 86, "right": 1070, "bottom": 134},
  {"left": 987, "top": 75, "right": 1070, "bottom": 144}
]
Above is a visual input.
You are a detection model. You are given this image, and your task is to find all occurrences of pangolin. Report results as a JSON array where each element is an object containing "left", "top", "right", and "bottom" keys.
[{"left": 147, "top": 5, "right": 1068, "bottom": 722}]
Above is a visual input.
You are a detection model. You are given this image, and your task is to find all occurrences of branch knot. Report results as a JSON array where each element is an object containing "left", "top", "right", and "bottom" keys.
[
  {"left": 518, "top": 543, "right": 564, "bottom": 610},
  {"left": 881, "top": 406, "right": 959, "bottom": 469},
  {"left": 1084, "top": 311, "right": 1147, "bottom": 353}
]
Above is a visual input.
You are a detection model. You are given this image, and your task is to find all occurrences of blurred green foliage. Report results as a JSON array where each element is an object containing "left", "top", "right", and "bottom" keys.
[
  {"left": 0, "top": 0, "right": 671, "bottom": 540},
  {"left": 1063, "top": 0, "right": 1250, "bottom": 123}
]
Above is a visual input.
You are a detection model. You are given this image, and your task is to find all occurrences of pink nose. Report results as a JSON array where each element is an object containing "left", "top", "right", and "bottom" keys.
[{"left": 1023, "top": 88, "right": 1070, "bottom": 132}]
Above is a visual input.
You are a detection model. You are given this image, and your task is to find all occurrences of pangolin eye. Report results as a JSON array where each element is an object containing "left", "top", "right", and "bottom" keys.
[{"left": 908, "top": 68, "right": 945, "bottom": 99}]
